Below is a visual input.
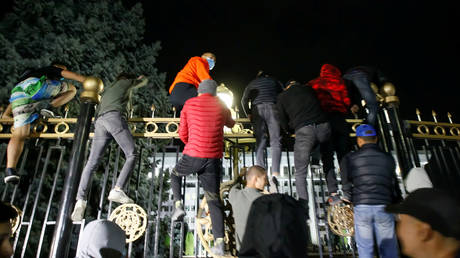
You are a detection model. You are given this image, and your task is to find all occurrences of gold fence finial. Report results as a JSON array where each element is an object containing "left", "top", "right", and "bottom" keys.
[
  {"left": 150, "top": 105, "right": 156, "bottom": 112},
  {"left": 381, "top": 82, "right": 399, "bottom": 104},
  {"left": 80, "top": 76, "right": 104, "bottom": 103},
  {"left": 416, "top": 108, "right": 420, "bottom": 115},
  {"left": 432, "top": 110, "right": 437, "bottom": 117},
  {"left": 448, "top": 112, "right": 452, "bottom": 118}
]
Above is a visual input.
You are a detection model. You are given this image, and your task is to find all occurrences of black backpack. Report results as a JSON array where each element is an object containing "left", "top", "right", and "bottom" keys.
[{"left": 239, "top": 194, "right": 308, "bottom": 258}]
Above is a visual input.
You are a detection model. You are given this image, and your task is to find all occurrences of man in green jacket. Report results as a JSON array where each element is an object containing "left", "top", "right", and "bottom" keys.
[{"left": 71, "top": 73, "right": 148, "bottom": 221}]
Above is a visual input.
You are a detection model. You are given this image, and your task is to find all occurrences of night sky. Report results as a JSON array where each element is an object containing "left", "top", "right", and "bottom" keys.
[{"left": 2, "top": 1, "right": 459, "bottom": 120}]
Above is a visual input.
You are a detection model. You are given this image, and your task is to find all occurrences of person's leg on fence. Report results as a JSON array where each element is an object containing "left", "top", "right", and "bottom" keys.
[
  {"left": 76, "top": 120, "right": 111, "bottom": 201},
  {"left": 199, "top": 158, "right": 225, "bottom": 255},
  {"left": 294, "top": 125, "right": 317, "bottom": 203},
  {"left": 72, "top": 119, "right": 111, "bottom": 221},
  {"left": 171, "top": 154, "right": 204, "bottom": 221},
  {"left": 252, "top": 105, "right": 268, "bottom": 169}
]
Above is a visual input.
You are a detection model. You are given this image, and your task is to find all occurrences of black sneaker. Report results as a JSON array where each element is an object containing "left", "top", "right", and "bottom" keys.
[
  {"left": 269, "top": 176, "right": 279, "bottom": 193},
  {"left": 4, "top": 168, "right": 20, "bottom": 184}
]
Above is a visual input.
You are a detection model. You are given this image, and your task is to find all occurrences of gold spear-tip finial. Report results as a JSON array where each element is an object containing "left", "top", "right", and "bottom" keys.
[
  {"left": 448, "top": 112, "right": 452, "bottom": 118},
  {"left": 432, "top": 110, "right": 437, "bottom": 117},
  {"left": 416, "top": 108, "right": 421, "bottom": 115},
  {"left": 151, "top": 104, "right": 156, "bottom": 112},
  {"left": 80, "top": 76, "right": 104, "bottom": 103}
]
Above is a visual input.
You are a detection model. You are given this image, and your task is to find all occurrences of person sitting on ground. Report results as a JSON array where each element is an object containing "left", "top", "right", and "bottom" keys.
[
  {"left": 2, "top": 63, "right": 85, "bottom": 184},
  {"left": 386, "top": 188, "right": 460, "bottom": 258},
  {"left": 71, "top": 73, "right": 148, "bottom": 221},
  {"left": 168, "top": 52, "right": 216, "bottom": 116},
  {"left": 228, "top": 165, "right": 267, "bottom": 251},
  {"left": 170, "top": 79, "right": 235, "bottom": 256},
  {"left": 0, "top": 202, "right": 18, "bottom": 258},
  {"left": 75, "top": 219, "right": 126, "bottom": 258}
]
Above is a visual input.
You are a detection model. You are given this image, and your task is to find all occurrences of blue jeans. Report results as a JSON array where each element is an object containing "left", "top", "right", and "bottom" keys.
[
  {"left": 354, "top": 205, "right": 398, "bottom": 258},
  {"left": 343, "top": 70, "right": 378, "bottom": 126},
  {"left": 77, "top": 111, "right": 137, "bottom": 200},
  {"left": 252, "top": 103, "right": 281, "bottom": 173}
]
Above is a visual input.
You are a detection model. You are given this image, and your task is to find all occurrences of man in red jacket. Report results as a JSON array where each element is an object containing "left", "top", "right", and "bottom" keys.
[
  {"left": 169, "top": 52, "right": 216, "bottom": 116},
  {"left": 308, "top": 64, "right": 351, "bottom": 205},
  {"left": 171, "top": 79, "right": 235, "bottom": 256}
]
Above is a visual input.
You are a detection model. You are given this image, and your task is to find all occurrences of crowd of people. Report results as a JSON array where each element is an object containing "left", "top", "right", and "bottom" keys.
[{"left": 1, "top": 52, "right": 459, "bottom": 258}]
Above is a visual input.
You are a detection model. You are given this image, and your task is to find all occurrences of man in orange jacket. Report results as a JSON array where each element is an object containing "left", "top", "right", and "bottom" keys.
[{"left": 169, "top": 52, "right": 216, "bottom": 116}]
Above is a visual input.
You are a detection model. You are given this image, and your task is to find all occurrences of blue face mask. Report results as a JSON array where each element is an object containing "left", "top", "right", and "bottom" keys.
[{"left": 206, "top": 58, "right": 215, "bottom": 70}]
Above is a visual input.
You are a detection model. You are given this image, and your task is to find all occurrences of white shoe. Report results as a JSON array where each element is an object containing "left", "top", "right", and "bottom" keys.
[
  {"left": 40, "top": 109, "right": 55, "bottom": 118},
  {"left": 71, "top": 199, "right": 87, "bottom": 221},
  {"left": 108, "top": 188, "right": 134, "bottom": 204}
]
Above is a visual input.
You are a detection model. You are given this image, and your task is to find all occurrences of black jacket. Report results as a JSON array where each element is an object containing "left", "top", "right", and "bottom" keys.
[
  {"left": 241, "top": 76, "right": 283, "bottom": 116},
  {"left": 276, "top": 83, "right": 327, "bottom": 132},
  {"left": 341, "top": 143, "right": 398, "bottom": 205}
]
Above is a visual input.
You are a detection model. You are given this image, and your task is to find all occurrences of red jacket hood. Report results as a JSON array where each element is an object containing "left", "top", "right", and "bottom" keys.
[{"left": 320, "top": 64, "right": 342, "bottom": 79}]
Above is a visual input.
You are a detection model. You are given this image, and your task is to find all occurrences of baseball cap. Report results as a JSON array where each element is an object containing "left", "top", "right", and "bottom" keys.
[
  {"left": 356, "top": 124, "right": 377, "bottom": 137},
  {"left": 385, "top": 188, "right": 460, "bottom": 240},
  {"left": 198, "top": 79, "right": 217, "bottom": 96}
]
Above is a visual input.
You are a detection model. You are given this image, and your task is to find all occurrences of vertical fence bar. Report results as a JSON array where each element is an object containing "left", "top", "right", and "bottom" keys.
[
  {"left": 13, "top": 145, "right": 44, "bottom": 252},
  {"left": 36, "top": 145, "right": 65, "bottom": 257},
  {"left": 49, "top": 77, "right": 103, "bottom": 258}
]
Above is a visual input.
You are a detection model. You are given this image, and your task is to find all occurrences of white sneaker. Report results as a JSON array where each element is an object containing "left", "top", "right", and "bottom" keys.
[
  {"left": 108, "top": 188, "right": 134, "bottom": 204},
  {"left": 71, "top": 199, "right": 87, "bottom": 221},
  {"left": 40, "top": 109, "right": 55, "bottom": 118}
]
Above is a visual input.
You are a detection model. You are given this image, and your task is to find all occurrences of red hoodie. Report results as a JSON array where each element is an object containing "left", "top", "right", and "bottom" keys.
[
  {"left": 179, "top": 93, "right": 235, "bottom": 158},
  {"left": 308, "top": 64, "right": 350, "bottom": 114}
]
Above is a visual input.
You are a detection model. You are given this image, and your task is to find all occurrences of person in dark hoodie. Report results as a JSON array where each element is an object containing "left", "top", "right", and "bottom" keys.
[
  {"left": 277, "top": 80, "right": 330, "bottom": 211},
  {"left": 343, "top": 66, "right": 388, "bottom": 126},
  {"left": 241, "top": 71, "right": 283, "bottom": 193},
  {"left": 75, "top": 219, "right": 126, "bottom": 258},
  {"left": 308, "top": 64, "right": 351, "bottom": 205}
]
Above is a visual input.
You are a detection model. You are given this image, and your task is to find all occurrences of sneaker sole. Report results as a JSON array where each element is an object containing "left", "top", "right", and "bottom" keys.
[
  {"left": 4, "top": 175, "right": 20, "bottom": 185},
  {"left": 108, "top": 196, "right": 134, "bottom": 204}
]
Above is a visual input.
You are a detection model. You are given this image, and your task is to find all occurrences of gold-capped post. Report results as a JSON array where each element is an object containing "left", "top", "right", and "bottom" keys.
[
  {"left": 80, "top": 76, "right": 104, "bottom": 104},
  {"left": 381, "top": 82, "right": 399, "bottom": 104}
]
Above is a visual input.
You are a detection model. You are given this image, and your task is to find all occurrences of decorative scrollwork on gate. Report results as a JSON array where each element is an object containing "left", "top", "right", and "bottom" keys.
[
  {"left": 109, "top": 203, "right": 148, "bottom": 243},
  {"left": 327, "top": 203, "right": 354, "bottom": 237}
]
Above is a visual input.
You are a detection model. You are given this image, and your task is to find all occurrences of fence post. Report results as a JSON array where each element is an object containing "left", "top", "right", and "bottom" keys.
[{"left": 49, "top": 77, "right": 103, "bottom": 258}]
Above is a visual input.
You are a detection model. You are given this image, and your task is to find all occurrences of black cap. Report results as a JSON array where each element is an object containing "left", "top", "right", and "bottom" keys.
[{"left": 385, "top": 188, "right": 460, "bottom": 240}]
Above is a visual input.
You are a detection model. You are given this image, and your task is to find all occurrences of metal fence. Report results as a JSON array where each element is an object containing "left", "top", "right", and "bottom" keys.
[{"left": 1, "top": 83, "right": 460, "bottom": 257}]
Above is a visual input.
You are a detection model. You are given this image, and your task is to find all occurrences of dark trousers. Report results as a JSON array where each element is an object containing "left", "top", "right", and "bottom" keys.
[
  {"left": 169, "top": 82, "right": 197, "bottom": 117},
  {"left": 343, "top": 70, "right": 378, "bottom": 126},
  {"left": 320, "top": 113, "right": 351, "bottom": 194},
  {"left": 171, "top": 154, "right": 224, "bottom": 238},
  {"left": 294, "top": 122, "right": 331, "bottom": 202},
  {"left": 77, "top": 111, "right": 137, "bottom": 200},
  {"left": 252, "top": 103, "right": 282, "bottom": 173}
]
